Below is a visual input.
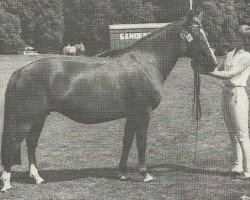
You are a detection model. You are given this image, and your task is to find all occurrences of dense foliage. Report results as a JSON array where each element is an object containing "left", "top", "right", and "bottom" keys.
[
  {"left": 63, "top": 0, "right": 157, "bottom": 55},
  {"left": 0, "top": 0, "right": 248, "bottom": 55},
  {"left": 63, "top": 0, "right": 119, "bottom": 55},
  {"left": 0, "top": 1, "right": 25, "bottom": 54}
]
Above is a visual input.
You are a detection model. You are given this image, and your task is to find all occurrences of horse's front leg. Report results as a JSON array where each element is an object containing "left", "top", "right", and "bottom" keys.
[
  {"left": 135, "top": 110, "right": 153, "bottom": 182},
  {"left": 118, "top": 116, "right": 137, "bottom": 180},
  {"left": 119, "top": 109, "right": 153, "bottom": 182}
]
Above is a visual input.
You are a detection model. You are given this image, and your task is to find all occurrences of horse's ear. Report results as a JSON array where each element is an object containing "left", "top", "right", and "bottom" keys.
[
  {"left": 183, "top": 10, "right": 194, "bottom": 27},
  {"left": 194, "top": 12, "right": 203, "bottom": 24}
]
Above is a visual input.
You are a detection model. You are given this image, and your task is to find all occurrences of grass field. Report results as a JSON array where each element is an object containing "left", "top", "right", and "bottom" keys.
[{"left": 0, "top": 55, "right": 250, "bottom": 199}]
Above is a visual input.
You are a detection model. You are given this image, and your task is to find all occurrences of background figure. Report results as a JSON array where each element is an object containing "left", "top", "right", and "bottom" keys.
[
  {"left": 63, "top": 44, "right": 77, "bottom": 56},
  {"left": 75, "top": 43, "right": 85, "bottom": 56}
]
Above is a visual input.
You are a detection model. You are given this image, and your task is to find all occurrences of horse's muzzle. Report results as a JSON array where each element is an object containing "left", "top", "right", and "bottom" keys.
[{"left": 191, "top": 60, "right": 215, "bottom": 75}]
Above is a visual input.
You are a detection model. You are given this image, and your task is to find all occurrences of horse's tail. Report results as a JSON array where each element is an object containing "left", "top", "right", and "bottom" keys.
[
  {"left": 5, "top": 68, "right": 22, "bottom": 92},
  {"left": 1, "top": 68, "right": 23, "bottom": 166}
]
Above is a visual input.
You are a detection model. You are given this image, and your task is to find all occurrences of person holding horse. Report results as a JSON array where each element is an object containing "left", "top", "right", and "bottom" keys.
[{"left": 209, "top": 25, "right": 250, "bottom": 179}]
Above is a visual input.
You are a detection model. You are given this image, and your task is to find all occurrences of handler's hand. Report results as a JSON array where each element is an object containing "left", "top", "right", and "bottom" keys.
[{"left": 210, "top": 68, "right": 218, "bottom": 76}]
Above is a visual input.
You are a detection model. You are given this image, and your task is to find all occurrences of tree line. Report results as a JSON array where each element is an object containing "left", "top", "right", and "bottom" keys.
[{"left": 0, "top": 0, "right": 249, "bottom": 55}]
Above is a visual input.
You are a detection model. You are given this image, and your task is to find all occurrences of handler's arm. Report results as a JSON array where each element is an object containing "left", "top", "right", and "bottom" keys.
[{"left": 211, "top": 60, "right": 248, "bottom": 79}]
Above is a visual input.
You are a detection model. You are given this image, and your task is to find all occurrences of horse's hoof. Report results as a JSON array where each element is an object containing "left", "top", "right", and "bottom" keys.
[
  {"left": 118, "top": 172, "right": 130, "bottom": 181},
  {"left": 35, "top": 177, "right": 44, "bottom": 185},
  {"left": 1, "top": 184, "right": 12, "bottom": 193},
  {"left": 30, "top": 175, "right": 44, "bottom": 185},
  {"left": 144, "top": 173, "right": 153, "bottom": 182},
  {"left": 120, "top": 175, "right": 128, "bottom": 181}
]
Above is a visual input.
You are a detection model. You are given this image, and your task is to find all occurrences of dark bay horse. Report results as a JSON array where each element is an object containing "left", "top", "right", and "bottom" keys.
[{"left": 0, "top": 11, "right": 217, "bottom": 192}]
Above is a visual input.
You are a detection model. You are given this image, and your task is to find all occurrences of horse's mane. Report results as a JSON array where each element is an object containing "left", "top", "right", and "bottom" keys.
[
  {"left": 98, "top": 20, "right": 184, "bottom": 57},
  {"left": 130, "top": 20, "right": 183, "bottom": 46}
]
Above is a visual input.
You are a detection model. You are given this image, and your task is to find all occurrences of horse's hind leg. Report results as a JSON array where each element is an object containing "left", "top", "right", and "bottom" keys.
[
  {"left": 1, "top": 121, "right": 32, "bottom": 192},
  {"left": 118, "top": 116, "right": 137, "bottom": 180},
  {"left": 26, "top": 116, "right": 46, "bottom": 185}
]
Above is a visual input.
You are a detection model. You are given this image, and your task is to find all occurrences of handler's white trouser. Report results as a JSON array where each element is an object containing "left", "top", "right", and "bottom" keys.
[{"left": 222, "top": 86, "right": 250, "bottom": 173}]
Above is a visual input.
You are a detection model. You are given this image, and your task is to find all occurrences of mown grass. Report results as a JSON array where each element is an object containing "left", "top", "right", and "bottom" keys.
[{"left": 0, "top": 55, "right": 249, "bottom": 199}]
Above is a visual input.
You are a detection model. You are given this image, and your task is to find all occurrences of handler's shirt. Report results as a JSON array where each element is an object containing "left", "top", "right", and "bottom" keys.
[{"left": 222, "top": 49, "right": 250, "bottom": 87}]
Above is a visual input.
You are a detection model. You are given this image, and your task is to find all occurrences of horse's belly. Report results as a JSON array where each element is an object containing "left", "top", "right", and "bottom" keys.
[
  {"left": 55, "top": 91, "right": 127, "bottom": 123},
  {"left": 59, "top": 106, "right": 127, "bottom": 124}
]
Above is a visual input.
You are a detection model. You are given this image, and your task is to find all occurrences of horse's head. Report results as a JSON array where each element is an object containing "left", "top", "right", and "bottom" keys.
[{"left": 180, "top": 11, "right": 217, "bottom": 73}]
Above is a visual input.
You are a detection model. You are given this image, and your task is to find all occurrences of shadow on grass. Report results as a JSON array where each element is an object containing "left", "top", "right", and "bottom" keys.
[
  {"left": 11, "top": 167, "right": 121, "bottom": 184},
  {"left": 149, "top": 163, "right": 233, "bottom": 177},
  {"left": 10, "top": 163, "right": 236, "bottom": 184}
]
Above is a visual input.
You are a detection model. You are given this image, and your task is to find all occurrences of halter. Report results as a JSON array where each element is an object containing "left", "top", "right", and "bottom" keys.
[
  {"left": 180, "top": 25, "right": 217, "bottom": 64},
  {"left": 180, "top": 26, "right": 203, "bottom": 121},
  {"left": 180, "top": 24, "right": 212, "bottom": 164}
]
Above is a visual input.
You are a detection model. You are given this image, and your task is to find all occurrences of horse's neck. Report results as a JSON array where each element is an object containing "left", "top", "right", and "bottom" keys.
[{"left": 126, "top": 24, "right": 182, "bottom": 83}]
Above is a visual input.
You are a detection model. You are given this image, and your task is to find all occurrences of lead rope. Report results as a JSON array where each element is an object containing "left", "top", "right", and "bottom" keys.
[{"left": 192, "top": 64, "right": 201, "bottom": 164}]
